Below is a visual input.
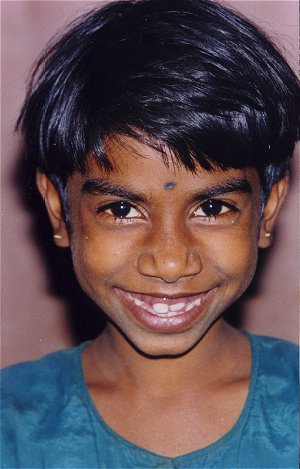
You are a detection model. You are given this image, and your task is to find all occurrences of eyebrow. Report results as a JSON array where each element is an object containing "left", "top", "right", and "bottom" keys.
[
  {"left": 81, "top": 176, "right": 252, "bottom": 204},
  {"left": 191, "top": 178, "right": 253, "bottom": 203},
  {"left": 81, "top": 178, "right": 146, "bottom": 204}
]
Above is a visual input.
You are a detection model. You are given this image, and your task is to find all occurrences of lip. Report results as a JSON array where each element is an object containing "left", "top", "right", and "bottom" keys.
[{"left": 114, "top": 287, "right": 217, "bottom": 333}]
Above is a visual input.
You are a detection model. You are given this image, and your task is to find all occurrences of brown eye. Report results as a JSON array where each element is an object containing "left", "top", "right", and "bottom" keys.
[
  {"left": 200, "top": 199, "right": 225, "bottom": 217},
  {"left": 108, "top": 202, "right": 132, "bottom": 218},
  {"left": 97, "top": 201, "right": 141, "bottom": 219},
  {"left": 193, "top": 199, "right": 238, "bottom": 219}
]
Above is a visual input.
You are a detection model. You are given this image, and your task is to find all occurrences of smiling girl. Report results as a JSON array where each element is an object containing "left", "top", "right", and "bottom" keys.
[{"left": 1, "top": 0, "right": 299, "bottom": 468}]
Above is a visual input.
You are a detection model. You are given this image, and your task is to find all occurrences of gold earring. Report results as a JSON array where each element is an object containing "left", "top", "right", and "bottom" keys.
[
  {"left": 264, "top": 231, "right": 272, "bottom": 239},
  {"left": 53, "top": 233, "right": 62, "bottom": 240}
]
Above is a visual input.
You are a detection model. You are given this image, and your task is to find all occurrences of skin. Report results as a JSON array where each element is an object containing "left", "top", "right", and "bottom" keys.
[{"left": 37, "top": 135, "right": 288, "bottom": 456}]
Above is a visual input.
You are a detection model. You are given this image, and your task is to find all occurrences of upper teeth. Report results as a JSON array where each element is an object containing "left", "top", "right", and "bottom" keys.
[
  {"left": 153, "top": 303, "right": 169, "bottom": 313},
  {"left": 170, "top": 302, "right": 185, "bottom": 311},
  {"left": 133, "top": 298, "right": 144, "bottom": 306},
  {"left": 131, "top": 296, "right": 201, "bottom": 316}
]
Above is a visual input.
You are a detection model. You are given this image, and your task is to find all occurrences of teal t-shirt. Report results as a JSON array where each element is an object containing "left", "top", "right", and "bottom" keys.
[{"left": 1, "top": 333, "right": 298, "bottom": 468}]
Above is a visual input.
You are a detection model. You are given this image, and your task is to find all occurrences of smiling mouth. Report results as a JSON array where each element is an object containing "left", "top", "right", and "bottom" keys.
[{"left": 115, "top": 289, "right": 209, "bottom": 318}]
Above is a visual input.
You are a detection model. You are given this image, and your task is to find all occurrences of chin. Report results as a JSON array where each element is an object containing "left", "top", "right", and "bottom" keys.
[{"left": 123, "top": 326, "right": 209, "bottom": 359}]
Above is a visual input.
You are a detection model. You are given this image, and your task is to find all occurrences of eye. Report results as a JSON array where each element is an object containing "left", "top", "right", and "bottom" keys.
[
  {"left": 97, "top": 201, "right": 141, "bottom": 220},
  {"left": 193, "top": 199, "right": 236, "bottom": 218}
]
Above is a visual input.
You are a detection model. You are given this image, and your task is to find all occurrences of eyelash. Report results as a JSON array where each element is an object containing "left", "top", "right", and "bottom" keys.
[
  {"left": 96, "top": 201, "right": 142, "bottom": 224},
  {"left": 192, "top": 199, "right": 239, "bottom": 223},
  {"left": 96, "top": 199, "right": 239, "bottom": 225}
]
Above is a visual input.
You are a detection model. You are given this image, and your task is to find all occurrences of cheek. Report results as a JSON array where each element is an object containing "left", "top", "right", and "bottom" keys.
[
  {"left": 206, "top": 223, "right": 259, "bottom": 285},
  {"left": 69, "top": 214, "right": 135, "bottom": 290}
]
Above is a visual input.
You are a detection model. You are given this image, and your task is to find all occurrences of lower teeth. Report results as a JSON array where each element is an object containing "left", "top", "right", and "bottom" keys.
[{"left": 154, "top": 310, "right": 182, "bottom": 317}]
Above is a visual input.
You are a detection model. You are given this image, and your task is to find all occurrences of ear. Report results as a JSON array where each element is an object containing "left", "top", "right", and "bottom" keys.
[
  {"left": 36, "top": 172, "right": 70, "bottom": 247},
  {"left": 258, "top": 176, "right": 289, "bottom": 249}
]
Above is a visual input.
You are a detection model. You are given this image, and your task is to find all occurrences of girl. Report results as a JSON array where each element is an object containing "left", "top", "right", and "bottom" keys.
[{"left": 2, "top": 1, "right": 299, "bottom": 467}]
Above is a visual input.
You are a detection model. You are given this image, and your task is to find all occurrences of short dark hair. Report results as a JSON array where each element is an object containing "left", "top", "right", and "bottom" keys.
[{"left": 17, "top": 0, "right": 300, "bottom": 200}]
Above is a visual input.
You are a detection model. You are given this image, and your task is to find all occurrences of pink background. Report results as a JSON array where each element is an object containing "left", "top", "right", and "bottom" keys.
[{"left": 1, "top": 1, "right": 299, "bottom": 367}]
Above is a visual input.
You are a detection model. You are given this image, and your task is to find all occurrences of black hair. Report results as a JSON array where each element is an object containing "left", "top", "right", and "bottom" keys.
[{"left": 17, "top": 0, "right": 299, "bottom": 202}]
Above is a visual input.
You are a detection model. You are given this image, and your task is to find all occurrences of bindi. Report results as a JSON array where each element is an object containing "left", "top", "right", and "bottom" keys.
[{"left": 164, "top": 181, "right": 176, "bottom": 190}]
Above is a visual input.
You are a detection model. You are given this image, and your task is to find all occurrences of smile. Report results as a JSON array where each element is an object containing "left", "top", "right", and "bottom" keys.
[
  {"left": 114, "top": 287, "right": 218, "bottom": 333},
  {"left": 119, "top": 291, "right": 203, "bottom": 318},
  {"left": 114, "top": 287, "right": 217, "bottom": 324}
]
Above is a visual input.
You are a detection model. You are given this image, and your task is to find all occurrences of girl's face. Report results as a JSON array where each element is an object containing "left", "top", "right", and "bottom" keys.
[{"left": 38, "top": 136, "right": 288, "bottom": 357}]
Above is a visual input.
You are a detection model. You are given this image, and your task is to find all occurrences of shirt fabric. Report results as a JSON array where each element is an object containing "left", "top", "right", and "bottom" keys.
[{"left": 1, "top": 333, "right": 298, "bottom": 469}]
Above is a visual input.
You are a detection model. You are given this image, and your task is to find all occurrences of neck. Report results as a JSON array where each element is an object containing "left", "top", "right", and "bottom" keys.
[{"left": 83, "top": 320, "right": 249, "bottom": 396}]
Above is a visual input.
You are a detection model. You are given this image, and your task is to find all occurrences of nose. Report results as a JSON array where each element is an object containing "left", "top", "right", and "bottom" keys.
[{"left": 137, "top": 227, "right": 202, "bottom": 283}]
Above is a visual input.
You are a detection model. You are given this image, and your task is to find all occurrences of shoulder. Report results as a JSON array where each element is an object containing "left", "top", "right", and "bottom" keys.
[
  {"left": 250, "top": 335, "right": 298, "bottom": 434},
  {"left": 1, "top": 344, "right": 86, "bottom": 414},
  {"left": 239, "top": 335, "right": 299, "bottom": 466},
  {"left": 251, "top": 333, "right": 298, "bottom": 355},
  {"left": 250, "top": 334, "right": 298, "bottom": 390},
  {"left": 1, "top": 343, "right": 94, "bottom": 467},
  {"left": 253, "top": 333, "right": 299, "bottom": 353},
  {"left": 250, "top": 333, "right": 298, "bottom": 374}
]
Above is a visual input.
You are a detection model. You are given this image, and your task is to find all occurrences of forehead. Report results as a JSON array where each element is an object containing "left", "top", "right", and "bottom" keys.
[{"left": 71, "top": 135, "right": 261, "bottom": 194}]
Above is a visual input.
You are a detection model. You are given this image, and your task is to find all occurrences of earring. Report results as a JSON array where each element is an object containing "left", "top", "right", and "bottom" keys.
[
  {"left": 53, "top": 233, "right": 62, "bottom": 240},
  {"left": 264, "top": 231, "right": 272, "bottom": 238}
]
